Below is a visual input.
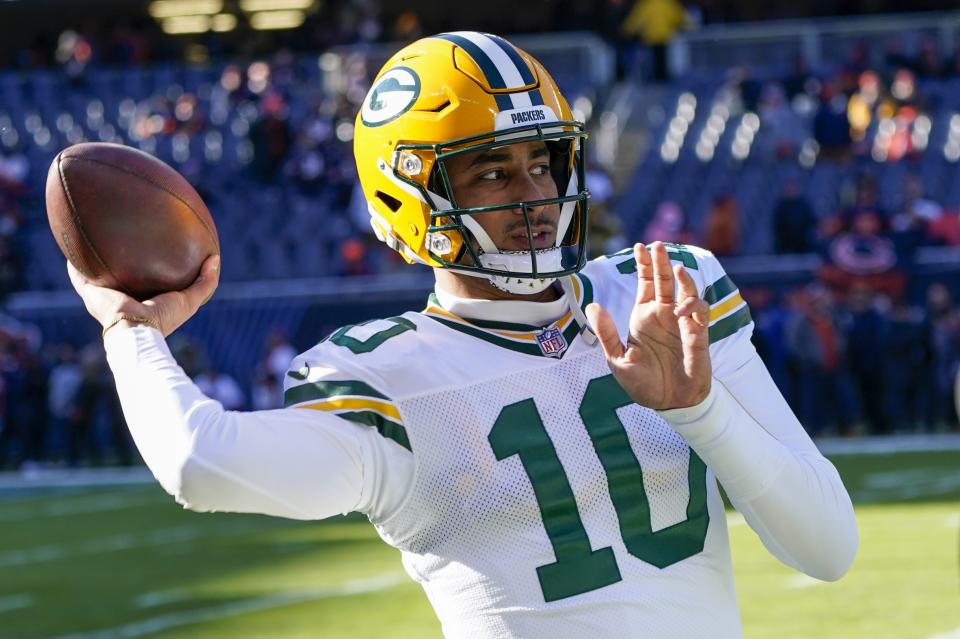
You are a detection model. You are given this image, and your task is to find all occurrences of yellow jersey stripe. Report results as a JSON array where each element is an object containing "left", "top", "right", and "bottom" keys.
[
  {"left": 709, "top": 291, "right": 745, "bottom": 323},
  {"left": 298, "top": 397, "right": 402, "bottom": 421}
]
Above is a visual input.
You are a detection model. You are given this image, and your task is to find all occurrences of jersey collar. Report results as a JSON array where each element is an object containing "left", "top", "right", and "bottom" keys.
[{"left": 422, "top": 273, "right": 594, "bottom": 358}]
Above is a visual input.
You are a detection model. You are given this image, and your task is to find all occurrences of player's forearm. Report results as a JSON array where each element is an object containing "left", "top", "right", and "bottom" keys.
[
  {"left": 659, "top": 378, "right": 858, "bottom": 581},
  {"left": 103, "top": 325, "right": 367, "bottom": 520}
]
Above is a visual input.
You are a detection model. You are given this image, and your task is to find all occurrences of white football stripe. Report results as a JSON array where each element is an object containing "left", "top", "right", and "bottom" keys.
[
  {"left": 54, "top": 573, "right": 407, "bottom": 639},
  {"left": 785, "top": 574, "right": 823, "bottom": 589}
]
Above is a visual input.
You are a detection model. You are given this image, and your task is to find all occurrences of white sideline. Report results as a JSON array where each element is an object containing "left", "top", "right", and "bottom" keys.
[
  {"left": 0, "top": 491, "right": 164, "bottom": 523},
  {"left": 815, "top": 433, "right": 960, "bottom": 455},
  {"left": 0, "top": 467, "right": 154, "bottom": 491},
  {"left": 0, "top": 594, "right": 33, "bottom": 614},
  {"left": 785, "top": 574, "right": 823, "bottom": 589},
  {"left": 926, "top": 628, "right": 960, "bottom": 639},
  {"left": 0, "top": 521, "right": 270, "bottom": 568},
  {"left": 52, "top": 573, "right": 408, "bottom": 639}
]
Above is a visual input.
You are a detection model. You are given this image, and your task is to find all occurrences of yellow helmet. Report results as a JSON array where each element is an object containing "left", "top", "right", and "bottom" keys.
[{"left": 353, "top": 31, "right": 589, "bottom": 294}]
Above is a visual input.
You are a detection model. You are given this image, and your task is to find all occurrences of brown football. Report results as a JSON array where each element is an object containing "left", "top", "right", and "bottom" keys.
[{"left": 46, "top": 142, "right": 220, "bottom": 301}]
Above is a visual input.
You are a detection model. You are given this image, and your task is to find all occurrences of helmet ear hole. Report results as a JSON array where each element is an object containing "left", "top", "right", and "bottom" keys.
[{"left": 376, "top": 191, "right": 403, "bottom": 212}]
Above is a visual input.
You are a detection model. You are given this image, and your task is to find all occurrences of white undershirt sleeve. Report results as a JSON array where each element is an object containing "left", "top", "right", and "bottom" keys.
[
  {"left": 659, "top": 353, "right": 858, "bottom": 582},
  {"left": 103, "top": 325, "right": 413, "bottom": 522}
]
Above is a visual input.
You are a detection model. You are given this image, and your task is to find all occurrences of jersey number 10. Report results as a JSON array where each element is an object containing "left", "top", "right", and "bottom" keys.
[{"left": 488, "top": 374, "right": 710, "bottom": 602}]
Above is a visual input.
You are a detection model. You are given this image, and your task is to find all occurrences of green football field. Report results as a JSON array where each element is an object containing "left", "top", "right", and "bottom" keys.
[{"left": 1, "top": 446, "right": 958, "bottom": 639}]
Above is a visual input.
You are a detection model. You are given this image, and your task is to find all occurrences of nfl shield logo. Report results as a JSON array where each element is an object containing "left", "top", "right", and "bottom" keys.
[{"left": 536, "top": 327, "right": 568, "bottom": 358}]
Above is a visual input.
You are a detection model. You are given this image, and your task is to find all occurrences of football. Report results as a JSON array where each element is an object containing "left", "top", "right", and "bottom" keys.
[{"left": 45, "top": 142, "right": 220, "bottom": 301}]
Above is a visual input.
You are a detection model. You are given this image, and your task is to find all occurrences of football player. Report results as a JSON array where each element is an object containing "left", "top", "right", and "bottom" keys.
[{"left": 69, "top": 32, "right": 857, "bottom": 638}]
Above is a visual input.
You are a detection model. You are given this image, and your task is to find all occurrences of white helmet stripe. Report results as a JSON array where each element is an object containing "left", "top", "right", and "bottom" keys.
[
  {"left": 509, "top": 91, "right": 533, "bottom": 109},
  {"left": 448, "top": 31, "right": 528, "bottom": 89}
]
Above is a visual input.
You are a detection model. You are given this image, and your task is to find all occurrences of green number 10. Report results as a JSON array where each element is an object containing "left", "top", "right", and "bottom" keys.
[{"left": 488, "top": 374, "right": 709, "bottom": 603}]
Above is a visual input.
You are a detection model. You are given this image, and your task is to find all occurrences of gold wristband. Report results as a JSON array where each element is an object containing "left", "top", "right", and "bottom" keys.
[{"left": 102, "top": 314, "right": 159, "bottom": 337}]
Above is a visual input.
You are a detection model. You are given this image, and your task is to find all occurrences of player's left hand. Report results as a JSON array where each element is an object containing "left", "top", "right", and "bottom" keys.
[{"left": 586, "top": 242, "right": 711, "bottom": 410}]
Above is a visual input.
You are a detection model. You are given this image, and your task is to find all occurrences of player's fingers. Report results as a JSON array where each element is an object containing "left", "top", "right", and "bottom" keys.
[
  {"left": 187, "top": 254, "right": 221, "bottom": 306},
  {"left": 675, "top": 298, "right": 710, "bottom": 327},
  {"left": 651, "top": 242, "right": 675, "bottom": 304},
  {"left": 66, "top": 261, "right": 94, "bottom": 293},
  {"left": 635, "top": 243, "right": 655, "bottom": 305},
  {"left": 675, "top": 264, "right": 699, "bottom": 302},
  {"left": 586, "top": 302, "right": 625, "bottom": 362}
]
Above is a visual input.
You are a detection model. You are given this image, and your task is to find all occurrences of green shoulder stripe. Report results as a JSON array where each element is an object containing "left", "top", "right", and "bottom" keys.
[
  {"left": 338, "top": 411, "right": 411, "bottom": 452},
  {"left": 709, "top": 305, "right": 752, "bottom": 344},
  {"left": 704, "top": 274, "right": 737, "bottom": 306},
  {"left": 614, "top": 249, "right": 699, "bottom": 275},
  {"left": 574, "top": 272, "right": 594, "bottom": 310},
  {"left": 603, "top": 247, "right": 634, "bottom": 259},
  {"left": 284, "top": 379, "right": 388, "bottom": 407}
]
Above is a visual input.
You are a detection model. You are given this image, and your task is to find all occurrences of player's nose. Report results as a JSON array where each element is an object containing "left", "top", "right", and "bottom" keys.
[{"left": 509, "top": 172, "right": 550, "bottom": 215}]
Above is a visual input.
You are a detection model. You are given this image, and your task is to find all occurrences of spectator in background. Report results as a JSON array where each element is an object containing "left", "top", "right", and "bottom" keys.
[
  {"left": 892, "top": 173, "right": 950, "bottom": 248},
  {"left": 773, "top": 179, "right": 818, "bottom": 253},
  {"left": 885, "top": 301, "right": 935, "bottom": 432},
  {"left": 785, "top": 285, "right": 858, "bottom": 436},
  {"left": 0, "top": 237, "right": 23, "bottom": 301},
  {"left": 757, "top": 82, "right": 805, "bottom": 158},
  {"left": 702, "top": 193, "right": 740, "bottom": 257},
  {"left": 261, "top": 328, "right": 297, "bottom": 387},
  {"left": 844, "top": 285, "right": 890, "bottom": 434},
  {"left": 813, "top": 80, "right": 853, "bottom": 159},
  {"left": 782, "top": 54, "right": 814, "bottom": 101},
  {"left": 0, "top": 147, "right": 28, "bottom": 293},
  {"left": 620, "top": 0, "right": 690, "bottom": 82},
  {"left": 68, "top": 346, "right": 129, "bottom": 467},
  {"left": 747, "top": 286, "right": 792, "bottom": 400},
  {"left": 47, "top": 343, "right": 83, "bottom": 464},
  {"left": 194, "top": 366, "right": 246, "bottom": 411},
  {"left": 927, "top": 283, "right": 960, "bottom": 430},
  {"left": 915, "top": 38, "right": 944, "bottom": 79},
  {"left": 252, "top": 370, "right": 284, "bottom": 410},
  {"left": 642, "top": 201, "right": 698, "bottom": 245},
  {"left": 17, "top": 349, "right": 50, "bottom": 467},
  {"left": 819, "top": 208, "right": 905, "bottom": 299},
  {"left": 391, "top": 10, "right": 423, "bottom": 43},
  {"left": 250, "top": 91, "right": 292, "bottom": 182}
]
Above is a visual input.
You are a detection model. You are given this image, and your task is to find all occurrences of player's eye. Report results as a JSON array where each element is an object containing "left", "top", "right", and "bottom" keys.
[
  {"left": 531, "top": 163, "right": 550, "bottom": 177},
  {"left": 478, "top": 169, "right": 506, "bottom": 181}
]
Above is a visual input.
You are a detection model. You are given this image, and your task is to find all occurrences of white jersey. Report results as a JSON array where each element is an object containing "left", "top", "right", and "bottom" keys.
[
  {"left": 106, "top": 244, "right": 856, "bottom": 639},
  {"left": 285, "top": 245, "right": 755, "bottom": 638}
]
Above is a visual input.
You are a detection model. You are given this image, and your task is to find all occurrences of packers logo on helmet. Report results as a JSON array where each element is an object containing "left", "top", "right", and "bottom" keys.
[
  {"left": 354, "top": 31, "right": 590, "bottom": 294},
  {"left": 361, "top": 67, "right": 421, "bottom": 127}
]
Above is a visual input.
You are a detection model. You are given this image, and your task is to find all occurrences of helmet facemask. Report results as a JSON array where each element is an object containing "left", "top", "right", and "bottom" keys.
[{"left": 391, "top": 122, "right": 590, "bottom": 294}]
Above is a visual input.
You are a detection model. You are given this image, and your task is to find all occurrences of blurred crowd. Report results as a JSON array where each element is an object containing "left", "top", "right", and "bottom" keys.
[
  {"left": 749, "top": 281, "right": 960, "bottom": 436},
  {"left": 0, "top": 324, "right": 298, "bottom": 471}
]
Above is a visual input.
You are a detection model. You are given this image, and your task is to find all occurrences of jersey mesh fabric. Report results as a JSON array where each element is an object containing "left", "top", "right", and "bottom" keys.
[{"left": 374, "top": 347, "right": 741, "bottom": 639}]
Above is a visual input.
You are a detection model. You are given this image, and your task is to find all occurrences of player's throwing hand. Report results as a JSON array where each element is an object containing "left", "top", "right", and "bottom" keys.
[
  {"left": 67, "top": 255, "right": 220, "bottom": 338},
  {"left": 586, "top": 241, "right": 712, "bottom": 410}
]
